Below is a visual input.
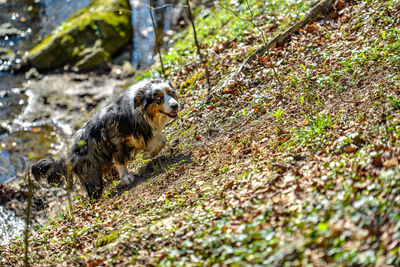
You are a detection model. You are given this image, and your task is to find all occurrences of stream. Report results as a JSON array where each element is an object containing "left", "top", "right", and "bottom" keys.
[{"left": 0, "top": 0, "right": 180, "bottom": 245}]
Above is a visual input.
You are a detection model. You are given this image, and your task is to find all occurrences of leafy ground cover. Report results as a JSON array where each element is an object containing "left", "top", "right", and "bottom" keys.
[{"left": 2, "top": 0, "right": 400, "bottom": 265}]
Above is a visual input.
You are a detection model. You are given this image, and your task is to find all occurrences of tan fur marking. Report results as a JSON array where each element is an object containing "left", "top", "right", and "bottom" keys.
[
  {"left": 157, "top": 91, "right": 164, "bottom": 98},
  {"left": 166, "top": 88, "right": 178, "bottom": 100},
  {"left": 147, "top": 91, "right": 165, "bottom": 119},
  {"left": 148, "top": 104, "right": 165, "bottom": 119},
  {"left": 114, "top": 161, "right": 124, "bottom": 167},
  {"left": 124, "top": 135, "right": 146, "bottom": 150}
]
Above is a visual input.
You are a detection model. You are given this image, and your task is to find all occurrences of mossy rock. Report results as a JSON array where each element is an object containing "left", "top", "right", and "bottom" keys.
[
  {"left": 74, "top": 39, "right": 111, "bottom": 71},
  {"left": 26, "top": 0, "right": 132, "bottom": 71}
]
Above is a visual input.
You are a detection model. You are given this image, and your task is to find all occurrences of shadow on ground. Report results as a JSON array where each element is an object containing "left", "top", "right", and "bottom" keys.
[{"left": 116, "top": 152, "right": 192, "bottom": 195}]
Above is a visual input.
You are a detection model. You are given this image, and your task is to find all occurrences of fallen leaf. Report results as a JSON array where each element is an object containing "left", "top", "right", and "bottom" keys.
[
  {"left": 337, "top": 0, "right": 346, "bottom": 9},
  {"left": 306, "top": 23, "right": 318, "bottom": 32},
  {"left": 372, "top": 156, "right": 383, "bottom": 168},
  {"left": 345, "top": 147, "right": 356, "bottom": 153},
  {"left": 87, "top": 259, "right": 104, "bottom": 267},
  {"left": 383, "top": 158, "right": 398, "bottom": 168},
  {"left": 330, "top": 12, "right": 339, "bottom": 19}
]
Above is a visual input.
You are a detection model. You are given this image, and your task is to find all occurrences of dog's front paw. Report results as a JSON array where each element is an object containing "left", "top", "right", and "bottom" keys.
[{"left": 119, "top": 174, "right": 135, "bottom": 187}]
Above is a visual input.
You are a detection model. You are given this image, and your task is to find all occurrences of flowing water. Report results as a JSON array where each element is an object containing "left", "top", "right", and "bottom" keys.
[
  {"left": 0, "top": 0, "right": 179, "bottom": 245},
  {"left": 0, "top": 206, "right": 25, "bottom": 245}
]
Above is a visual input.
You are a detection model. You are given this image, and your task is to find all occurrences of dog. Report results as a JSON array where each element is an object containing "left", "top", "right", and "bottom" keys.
[{"left": 31, "top": 79, "right": 179, "bottom": 199}]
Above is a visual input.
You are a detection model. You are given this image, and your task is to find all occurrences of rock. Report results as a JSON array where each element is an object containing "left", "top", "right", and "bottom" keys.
[
  {"left": 26, "top": 0, "right": 132, "bottom": 72},
  {"left": 25, "top": 67, "right": 41, "bottom": 80},
  {"left": 0, "top": 23, "right": 19, "bottom": 38},
  {"left": 0, "top": 125, "right": 7, "bottom": 135},
  {"left": 0, "top": 48, "right": 16, "bottom": 61},
  {"left": 121, "top": 61, "right": 135, "bottom": 76},
  {"left": 111, "top": 43, "right": 132, "bottom": 65},
  {"left": 73, "top": 39, "right": 111, "bottom": 71},
  {"left": 111, "top": 60, "right": 135, "bottom": 79}
]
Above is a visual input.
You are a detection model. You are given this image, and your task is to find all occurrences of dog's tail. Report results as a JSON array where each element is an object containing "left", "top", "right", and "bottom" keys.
[{"left": 31, "top": 157, "right": 66, "bottom": 185}]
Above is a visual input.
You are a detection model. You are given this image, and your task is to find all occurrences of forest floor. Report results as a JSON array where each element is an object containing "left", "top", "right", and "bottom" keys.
[{"left": 2, "top": 0, "right": 400, "bottom": 265}]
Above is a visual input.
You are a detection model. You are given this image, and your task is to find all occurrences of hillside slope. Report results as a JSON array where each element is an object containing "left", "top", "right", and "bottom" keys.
[{"left": 2, "top": 0, "right": 400, "bottom": 265}]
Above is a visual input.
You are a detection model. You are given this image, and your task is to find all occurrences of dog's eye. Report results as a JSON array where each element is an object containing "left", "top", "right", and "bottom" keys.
[{"left": 156, "top": 96, "right": 163, "bottom": 102}]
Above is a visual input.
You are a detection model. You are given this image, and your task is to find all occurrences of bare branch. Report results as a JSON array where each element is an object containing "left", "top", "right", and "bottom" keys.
[
  {"left": 24, "top": 172, "right": 33, "bottom": 267},
  {"left": 185, "top": 0, "right": 211, "bottom": 98},
  {"left": 219, "top": 0, "right": 283, "bottom": 87},
  {"left": 65, "top": 144, "right": 77, "bottom": 248},
  {"left": 148, "top": 0, "right": 166, "bottom": 77}
]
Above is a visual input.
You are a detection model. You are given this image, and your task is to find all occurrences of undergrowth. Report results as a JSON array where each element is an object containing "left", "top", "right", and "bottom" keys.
[{"left": 3, "top": 0, "right": 400, "bottom": 266}]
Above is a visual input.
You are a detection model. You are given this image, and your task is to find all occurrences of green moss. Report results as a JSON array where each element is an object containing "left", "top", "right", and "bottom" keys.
[
  {"left": 60, "top": 34, "right": 74, "bottom": 46},
  {"left": 96, "top": 231, "right": 119, "bottom": 247},
  {"left": 75, "top": 47, "right": 111, "bottom": 70},
  {"left": 180, "top": 70, "right": 206, "bottom": 92}
]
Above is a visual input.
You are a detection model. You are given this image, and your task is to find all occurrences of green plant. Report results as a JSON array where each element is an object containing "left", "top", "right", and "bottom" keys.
[
  {"left": 270, "top": 108, "right": 285, "bottom": 124},
  {"left": 294, "top": 112, "right": 333, "bottom": 146},
  {"left": 387, "top": 96, "right": 400, "bottom": 109}
]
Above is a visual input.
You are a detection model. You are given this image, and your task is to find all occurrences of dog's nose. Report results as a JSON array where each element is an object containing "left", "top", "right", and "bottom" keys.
[{"left": 171, "top": 102, "right": 179, "bottom": 110}]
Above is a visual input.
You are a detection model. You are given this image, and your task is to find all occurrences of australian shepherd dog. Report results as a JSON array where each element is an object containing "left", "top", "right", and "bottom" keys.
[{"left": 31, "top": 79, "right": 179, "bottom": 199}]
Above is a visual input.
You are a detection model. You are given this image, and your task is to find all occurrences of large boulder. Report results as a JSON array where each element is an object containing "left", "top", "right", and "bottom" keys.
[{"left": 25, "top": 0, "right": 132, "bottom": 72}]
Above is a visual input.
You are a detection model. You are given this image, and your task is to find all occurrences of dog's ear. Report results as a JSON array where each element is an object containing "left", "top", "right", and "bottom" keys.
[{"left": 134, "top": 90, "right": 145, "bottom": 109}]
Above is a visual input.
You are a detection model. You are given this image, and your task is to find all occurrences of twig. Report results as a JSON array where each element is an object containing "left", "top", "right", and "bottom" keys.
[
  {"left": 245, "top": 0, "right": 282, "bottom": 86},
  {"left": 185, "top": 0, "right": 211, "bottom": 99},
  {"left": 148, "top": 0, "right": 166, "bottom": 77},
  {"left": 219, "top": 0, "right": 282, "bottom": 87},
  {"left": 65, "top": 146, "right": 77, "bottom": 248},
  {"left": 24, "top": 172, "right": 33, "bottom": 267}
]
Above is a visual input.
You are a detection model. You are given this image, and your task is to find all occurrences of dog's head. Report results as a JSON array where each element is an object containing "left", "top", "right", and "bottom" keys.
[{"left": 133, "top": 80, "right": 179, "bottom": 128}]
